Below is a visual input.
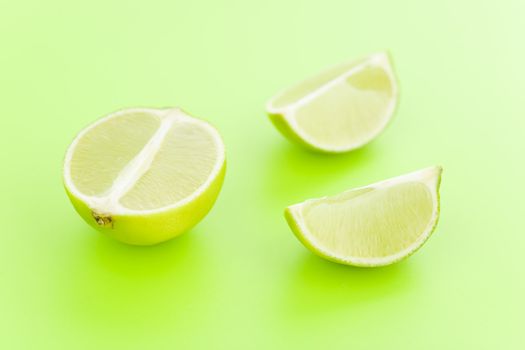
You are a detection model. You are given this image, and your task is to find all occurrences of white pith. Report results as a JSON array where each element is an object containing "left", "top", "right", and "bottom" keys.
[
  {"left": 63, "top": 107, "right": 225, "bottom": 216},
  {"left": 266, "top": 52, "right": 398, "bottom": 152},
  {"left": 287, "top": 166, "right": 442, "bottom": 266}
]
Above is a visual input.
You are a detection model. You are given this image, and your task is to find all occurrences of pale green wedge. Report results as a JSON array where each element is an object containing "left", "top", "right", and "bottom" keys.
[
  {"left": 285, "top": 167, "right": 442, "bottom": 266},
  {"left": 267, "top": 52, "right": 398, "bottom": 153}
]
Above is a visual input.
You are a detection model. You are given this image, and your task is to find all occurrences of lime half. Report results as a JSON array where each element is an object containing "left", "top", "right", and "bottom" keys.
[
  {"left": 63, "top": 107, "right": 226, "bottom": 245},
  {"left": 285, "top": 167, "right": 442, "bottom": 266},
  {"left": 267, "top": 52, "right": 398, "bottom": 153}
]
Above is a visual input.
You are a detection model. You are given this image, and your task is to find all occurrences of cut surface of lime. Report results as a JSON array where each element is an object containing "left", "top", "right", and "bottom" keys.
[
  {"left": 267, "top": 52, "right": 398, "bottom": 153},
  {"left": 285, "top": 167, "right": 442, "bottom": 266},
  {"left": 63, "top": 107, "right": 226, "bottom": 245}
]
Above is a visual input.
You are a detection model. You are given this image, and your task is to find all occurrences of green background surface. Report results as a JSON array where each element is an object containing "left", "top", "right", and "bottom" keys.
[{"left": 1, "top": 0, "right": 524, "bottom": 349}]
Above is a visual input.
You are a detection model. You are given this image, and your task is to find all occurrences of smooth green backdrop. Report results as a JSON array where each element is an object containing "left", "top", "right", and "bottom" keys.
[{"left": 1, "top": 0, "right": 524, "bottom": 349}]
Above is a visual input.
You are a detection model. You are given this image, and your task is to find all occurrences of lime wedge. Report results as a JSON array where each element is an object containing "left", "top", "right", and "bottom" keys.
[
  {"left": 285, "top": 167, "right": 442, "bottom": 266},
  {"left": 267, "top": 52, "right": 398, "bottom": 153},
  {"left": 63, "top": 107, "right": 226, "bottom": 245}
]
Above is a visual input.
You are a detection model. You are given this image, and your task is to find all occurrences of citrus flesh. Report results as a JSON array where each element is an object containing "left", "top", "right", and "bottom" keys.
[
  {"left": 285, "top": 167, "right": 442, "bottom": 266},
  {"left": 267, "top": 52, "right": 398, "bottom": 153},
  {"left": 63, "top": 107, "right": 226, "bottom": 245}
]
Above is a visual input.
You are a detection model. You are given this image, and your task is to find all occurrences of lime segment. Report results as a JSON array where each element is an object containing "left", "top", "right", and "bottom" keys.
[
  {"left": 267, "top": 52, "right": 398, "bottom": 153},
  {"left": 285, "top": 167, "right": 442, "bottom": 266}
]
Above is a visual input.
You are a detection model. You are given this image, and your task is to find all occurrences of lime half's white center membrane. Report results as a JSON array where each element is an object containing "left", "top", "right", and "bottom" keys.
[
  {"left": 267, "top": 52, "right": 398, "bottom": 153},
  {"left": 285, "top": 167, "right": 442, "bottom": 266}
]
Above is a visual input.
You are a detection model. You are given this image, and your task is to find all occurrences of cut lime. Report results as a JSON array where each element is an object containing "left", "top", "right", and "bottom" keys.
[
  {"left": 267, "top": 52, "right": 398, "bottom": 153},
  {"left": 63, "top": 107, "right": 226, "bottom": 245},
  {"left": 285, "top": 167, "right": 442, "bottom": 266}
]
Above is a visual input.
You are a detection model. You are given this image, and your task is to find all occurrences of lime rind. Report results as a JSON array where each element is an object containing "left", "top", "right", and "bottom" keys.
[{"left": 65, "top": 162, "right": 225, "bottom": 245}]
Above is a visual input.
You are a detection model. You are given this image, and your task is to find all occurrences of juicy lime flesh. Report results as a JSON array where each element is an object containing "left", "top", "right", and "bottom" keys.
[
  {"left": 68, "top": 111, "right": 221, "bottom": 212},
  {"left": 120, "top": 122, "right": 218, "bottom": 210},
  {"left": 300, "top": 182, "right": 433, "bottom": 259},
  {"left": 271, "top": 59, "right": 365, "bottom": 109},
  {"left": 293, "top": 65, "right": 393, "bottom": 148},
  {"left": 69, "top": 112, "right": 160, "bottom": 196}
]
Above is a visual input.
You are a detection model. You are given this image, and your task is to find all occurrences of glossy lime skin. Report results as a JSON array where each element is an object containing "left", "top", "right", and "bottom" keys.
[{"left": 64, "top": 162, "right": 226, "bottom": 245}]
